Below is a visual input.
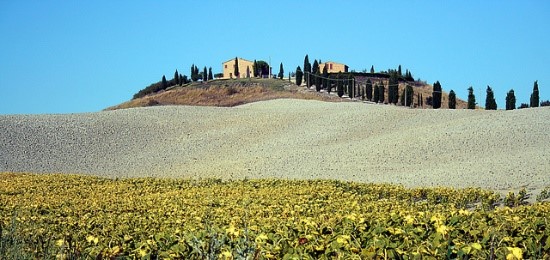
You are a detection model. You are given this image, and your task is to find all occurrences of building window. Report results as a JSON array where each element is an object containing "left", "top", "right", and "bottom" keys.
[
  {"left": 329, "top": 63, "right": 333, "bottom": 70},
  {"left": 225, "top": 64, "right": 227, "bottom": 68}
]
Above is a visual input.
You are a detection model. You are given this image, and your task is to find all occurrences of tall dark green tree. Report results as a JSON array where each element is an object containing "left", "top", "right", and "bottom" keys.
[
  {"left": 203, "top": 66, "right": 208, "bottom": 81},
  {"left": 253, "top": 60, "right": 258, "bottom": 77},
  {"left": 304, "top": 55, "right": 311, "bottom": 87},
  {"left": 400, "top": 85, "right": 414, "bottom": 107},
  {"left": 234, "top": 57, "right": 240, "bottom": 78},
  {"left": 322, "top": 64, "right": 329, "bottom": 90},
  {"left": 295, "top": 66, "right": 303, "bottom": 86},
  {"left": 366, "top": 79, "right": 373, "bottom": 101},
  {"left": 448, "top": 90, "right": 456, "bottom": 109},
  {"left": 485, "top": 85, "right": 497, "bottom": 110},
  {"left": 337, "top": 73, "right": 344, "bottom": 98},
  {"left": 208, "top": 67, "right": 213, "bottom": 80},
  {"left": 530, "top": 80, "right": 539, "bottom": 108},
  {"left": 174, "top": 69, "right": 180, "bottom": 86},
  {"left": 388, "top": 73, "right": 399, "bottom": 104},
  {"left": 467, "top": 86, "right": 476, "bottom": 109},
  {"left": 312, "top": 60, "right": 319, "bottom": 74},
  {"left": 161, "top": 75, "right": 168, "bottom": 90},
  {"left": 278, "top": 63, "right": 284, "bottom": 79},
  {"left": 370, "top": 65, "right": 375, "bottom": 74},
  {"left": 398, "top": 65, "right": 402, "bottom": 76},
  {"left": 432, "top": 81, "right": 442, "bottom": 109},
  {"left": 506, "top": 89, "right": 516, "bottom": 110},
  {"left": 379, "top": 84, "right": 385, "bottom": 104},
  {"left": 347, "top": 76, "right": 354, "bottom": 98},
  {"left": 373, "top": 83, "right": 380, "bottom": 103},
  {"left": 191, "top": 64, "right": 197, "bottom": 82}
]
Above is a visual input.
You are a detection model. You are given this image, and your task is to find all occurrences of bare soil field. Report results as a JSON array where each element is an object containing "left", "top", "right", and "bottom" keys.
[{"left": 1, "top": 99, "right": 549, "bottom": 198}]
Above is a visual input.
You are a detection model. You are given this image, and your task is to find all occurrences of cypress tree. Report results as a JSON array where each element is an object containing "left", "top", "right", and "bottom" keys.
[
  {"left": 373, "top": 83, "right": 380, "bottom": 103},
  {"left": 467, "top": 86, "right": 476, "bottom": 109},
  {"left": 174, "top": 69, "right": 179, "bottom": 86},
  {"left": 203, "top": 66, "right": 208, "bottom": 81},
  {"left": 432, "top": 81, "right": 442, "bottom": 109},
  {"left": 366, "top": 79, "right": 373, "bottom": 101},
  {"left": 379, "top": 84, "right": 385, "bottom": 104},
  {"left": 506, "top": 89, "right": 516, "bottom": 110},
  {"left": 485, "top": 85, "right": 497, "bottom": 110},
  {"left": 234, "top": 57, "right": 240, "bottom": 78},
  {"left": 370, "top": 65, "right": 375, "bottom": 74},
  {"left": 337, "top": 74, "right": 344, "bottom": 98},
  {"left": 253, "top": 60, "right": 258, "bottom": 77},
  {"left": 389, "top": 73, "right": 399, "bottom": 104},
  {"left": 398, "top": 65, "right": 402, "bottom": 76},
  {"left": 304, "top": 55, "right": 311, "bottom": 87},
  {"left": 530, "top": 80, "right": 539, "bottom": 107},
  {"left": 322, "top": 64, "right": 329, "bottom": 90},
  {"left": 295, "top": 66, "right": 303, "bottom": 86},
  {"left": 312, "top": 60, "right": 319, "bottom": 75},
  {"left": 448, "top": 90, "right": 456, "bottom": 109},
  {"left": 161, "top": 75, "right": 168, "bottom": 90},
  {"left": 208, "top": 67, "right": 213, "bottom": 80},
  {"left": 347, "top": 76, "right": 354, "bottom": 98},
  {"left": 278, "top": 63, "right": 284, "bottom": 79}
]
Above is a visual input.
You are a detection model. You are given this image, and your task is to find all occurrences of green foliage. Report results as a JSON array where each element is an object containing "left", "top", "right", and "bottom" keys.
[
  {"left": 203, "top": 66, "right": 208, "bottom": 82},
  {"left": 432, "top": 81, "right": 442, "bottom": 109},
  {"left": 400, "top": 85, "right": 414, "bottom": 107},
  {"left": 295, "top": 66, "right": 303, "bottom": 86},
  {"left": 252, "top": 60, "right": 258, "bottom": 77},
  {"left": 373, "top": 83, "right": 380, "bottom": 103},
  {"left": 378, "top": 84, "right": 385, "bottom": 104},
  {"left": 255, "top": 60, "right": 269, "bottom": 78},
  {"left": 448, "top": 90, "right": 456, "bottom": 109},
  {"left": 234, "top": 57, "right": 240, "bottom": 78},
  {"left": 337, "top": 73, "right": 344, "bottom": 98},
  {"left": 208, "top": 67, "right": 213, "bottom": 81},
  {"left": 467, "top": 86, "right": 476, "bottom": 109},
  {"left": 347, "top": 76, "right": 354, "bottom": 98},
  {"left": 485, "top": 85, "right": 497, "bottom": 110},
  {"left": 191, "top": 64, "right": 200, "bottom": 82},
  {"left": 530, "top": 80, "right": 539, "bottom": 108},
  {"left": 2, "top": 174, "right": 549, "bottom": 259},
  {"left": 504, "top": 188, "right": 530, "bottom": 207},
  {"left": 304, "top": 55, "right": 311, "bottom": 87},
  {"left": 161, "top": 75, "right": 168, "bottom": 90},
  {"left": 506, "top": 89, "right": 516, "bottom": 110},
  {"left": 370, "top": 65, "right": 375, "bottom": 74},
  {"left": 518, "top": 103, "right": 529, "bottom": 109},
  {"left": 536, "top": 186, "right": 550, "bottom": 202},
  {"left": 388, "top": 73, "right": 399, "bottom": 104},
  {"left": 278, "top": 63, "right": 284, "bottom": 80},
  {"left": 174, "top": 69, "right": 180, "bottom": 86},
  {"left": 541, "top": 100, "right": 550, "bottom": 107}
]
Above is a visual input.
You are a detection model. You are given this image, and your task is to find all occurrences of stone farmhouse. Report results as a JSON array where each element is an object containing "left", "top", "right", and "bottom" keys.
[
  {"left": 319, "top": 61, "right": 349, "bottom": 73},
  {"left": 222, "top": 57, "right": 254, "bottom": 79}
]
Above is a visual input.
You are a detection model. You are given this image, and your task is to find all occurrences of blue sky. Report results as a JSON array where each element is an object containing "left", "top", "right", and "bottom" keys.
[{"left": 1, "top": 1, "right": 548, "bottom": 114}]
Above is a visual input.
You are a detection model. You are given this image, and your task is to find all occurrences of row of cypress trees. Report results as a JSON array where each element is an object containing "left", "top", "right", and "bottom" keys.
[{"left": 450, "top": 80, "right": 541, "bottom": 110}]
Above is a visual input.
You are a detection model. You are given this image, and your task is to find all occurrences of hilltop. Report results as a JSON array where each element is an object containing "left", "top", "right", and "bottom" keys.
[{"left": 106, "top": 78, "right": 469, "bottom": 110}]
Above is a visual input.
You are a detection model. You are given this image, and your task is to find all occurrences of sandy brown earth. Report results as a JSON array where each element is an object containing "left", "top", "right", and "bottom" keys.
[{"left": 1, "top": 99, "right": 549, "bottom": 198}]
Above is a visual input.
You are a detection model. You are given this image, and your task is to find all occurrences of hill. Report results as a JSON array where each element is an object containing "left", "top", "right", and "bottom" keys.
[
  {"left": 2, "top": 99, "right": 549, "bottom": 199},
  {"left": 106, "top": 78, "right": 469, "bottom": 110}
]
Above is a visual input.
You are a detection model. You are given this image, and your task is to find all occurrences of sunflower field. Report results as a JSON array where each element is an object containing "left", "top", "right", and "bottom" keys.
[{"left": 0, "top": 173, "right": 548, "bottom": 259}]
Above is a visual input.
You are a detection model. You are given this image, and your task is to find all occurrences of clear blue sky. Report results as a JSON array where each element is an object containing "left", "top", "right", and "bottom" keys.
[{"left": 1, "top": 1, "right": 548, "bottom": 114}]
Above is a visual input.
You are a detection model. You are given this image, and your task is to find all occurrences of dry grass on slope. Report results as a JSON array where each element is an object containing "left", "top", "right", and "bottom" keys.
[{"left": 106, "top": 79, "right": 347, "bottom": 110}]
